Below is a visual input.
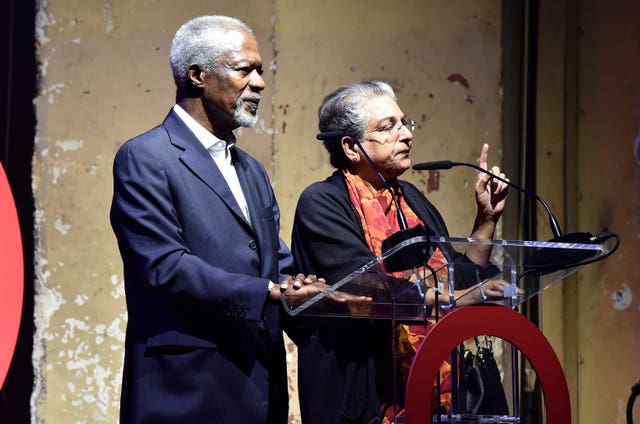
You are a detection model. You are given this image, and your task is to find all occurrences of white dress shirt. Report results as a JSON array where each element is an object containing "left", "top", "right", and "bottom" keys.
[{"left": 173, "top": 104, "right": 252, "bottom": 226}]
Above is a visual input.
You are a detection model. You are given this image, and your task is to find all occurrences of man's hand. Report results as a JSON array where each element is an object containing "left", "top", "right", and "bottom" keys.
[
  {"left": 271, "top": 273, "right": 372, "bottom": 307},
  {"left": 269, "top": 273, "right": 324, "bottom": 302}
]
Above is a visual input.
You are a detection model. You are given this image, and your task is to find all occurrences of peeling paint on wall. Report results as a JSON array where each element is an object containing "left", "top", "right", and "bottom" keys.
[
  {"left": 51, "top": 166, "right": 67, "bottom": 185},
  {"left": 30, "top": 243, "right": 65, "bottom": 420},
  {"left": 235, "top": 121, "right": 275, "bottom": 138},
  {"left": 610, "top": 283, "right": 633, "bottom": 310},
  {"left": 45, "top": 82, "right": 65, "bottom": 104},
  {"left": 35, "top": 1, "right": 53, "bottom": 46},
  {"left": 447, "top": 72, "right": 470, "bottom": 89},
  {"left": 55, "top": 140, "right": 84, "bottom": 152},
  {"left": 110, "top": 274, "right": 125, "bottom": 300},
  {"left": 104, "top": 0, "right": 115, "bottom": 33},
  {"left": 447, "top": 73, "right": 476, "bottom": 103},
  {"left": 54, "top": 216, "right": 71, "bottom": 235},
  {"left": 427, "top": 169, "right": 440, "bottom": 193}
]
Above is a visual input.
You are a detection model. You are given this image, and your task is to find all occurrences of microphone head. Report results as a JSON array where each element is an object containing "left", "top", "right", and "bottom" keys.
[
  {"left": 412, "top": 160, "right": 454, "bottom": 171},
  {"left": 316, "top": 131, "right": 344, "bottom": 141},
  {"left": 381, "top": 224, "right": 430, "bottom": 272}
]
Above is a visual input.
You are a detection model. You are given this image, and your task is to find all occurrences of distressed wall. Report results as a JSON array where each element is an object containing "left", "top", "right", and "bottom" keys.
[
  {"left": 572, "top": 1, "right": 640, "bottom": 422},
  {"left": 32, "top": 1, "right": 502, "bottom": 422},
  {"left": 29, "top": 0, "right": 640, "bottom": 423},
  {"left": 31, "top": 1, "right": 277, "bottom": 421},
  {"left": 272, "top": 0, "right": 503, "bottom": 239},
  {"left": 535, "top": 1, "right": 640, "bottom": 423}
]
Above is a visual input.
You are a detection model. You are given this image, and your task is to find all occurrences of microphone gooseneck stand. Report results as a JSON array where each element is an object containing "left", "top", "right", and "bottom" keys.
[
  {"left": 412, "top": 160, "right": 621, "bottom": 270},
  {"left": 413, "top": 157, "right": 621, "bottom": 422}
]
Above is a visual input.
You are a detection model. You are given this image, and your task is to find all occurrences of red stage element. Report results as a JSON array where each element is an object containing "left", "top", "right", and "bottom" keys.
[
  {"left": 405, "top": 304, "right": 571, "bottom": 423},
  {"left": 0, "top": 163, "right": 23, "bottom": 389}
]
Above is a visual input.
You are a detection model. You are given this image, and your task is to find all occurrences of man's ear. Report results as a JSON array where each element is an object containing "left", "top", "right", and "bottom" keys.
[{"left": 188, "top": 64, "right": 204, "bottom": 87}]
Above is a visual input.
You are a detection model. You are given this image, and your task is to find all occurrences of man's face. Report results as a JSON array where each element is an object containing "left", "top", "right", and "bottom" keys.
[{"left": 200, "top": 30, "right": 265, "bottom": 130}]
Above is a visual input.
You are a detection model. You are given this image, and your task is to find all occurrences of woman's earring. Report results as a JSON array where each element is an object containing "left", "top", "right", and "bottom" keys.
[{"left": 351, "top": 156, "right": 358, "bottom": 163}]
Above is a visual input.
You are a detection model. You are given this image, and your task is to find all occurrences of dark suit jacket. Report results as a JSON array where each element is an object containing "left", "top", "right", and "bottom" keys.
[{"left": 110, "top": 109, "right": 294, "bottom": 424}]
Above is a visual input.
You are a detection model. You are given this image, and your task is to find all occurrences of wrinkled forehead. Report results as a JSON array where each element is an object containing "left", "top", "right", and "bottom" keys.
[
  {"left": 227, "top": 30, "right": 250, "bottom": 51},
  {"left": 220, "top": 30, "right": 261, "bottom": 66},
  {"left": 365, "top": 94, "right": 402, "bottom": 119},
  {"left": 224, "top": 29, "right": 248, "bottom": 51}
]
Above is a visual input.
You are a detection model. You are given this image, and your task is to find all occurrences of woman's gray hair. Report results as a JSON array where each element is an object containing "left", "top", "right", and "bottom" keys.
[
  {"left": 317, "top": 80, "right": 396, "bottom": 169},
  {"left": 170, "top": 16, "right": 254, "bottom": 91}
]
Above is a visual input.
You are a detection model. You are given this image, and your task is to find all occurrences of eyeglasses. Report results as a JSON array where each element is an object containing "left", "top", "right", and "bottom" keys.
[{"left": 364, "top": 118, "right": 415, "bottom": 144}]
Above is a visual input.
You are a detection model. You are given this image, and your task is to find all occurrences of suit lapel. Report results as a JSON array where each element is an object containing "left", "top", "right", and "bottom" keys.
[
  {"left": 234, "top": 149, "right": 265, "bottom": 241},
  {"left": 162, "top": 110, "right": 252, "bottom": 230},
  {"left": 234, "top": 149, "right": 274, "bottom": 278}
]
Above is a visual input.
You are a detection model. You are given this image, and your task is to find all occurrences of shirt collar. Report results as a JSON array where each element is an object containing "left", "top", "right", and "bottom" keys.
[{"left": 173, "top": 104, "right": 236, "bottom": 154}]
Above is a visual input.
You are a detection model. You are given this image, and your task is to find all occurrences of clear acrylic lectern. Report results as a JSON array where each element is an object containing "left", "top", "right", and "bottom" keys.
[
  {"left": 282, "top": 235, "right": 612, "bottom": 319},
  {"left": 282, "top": 234, "right": 616, "bottom": 423}
]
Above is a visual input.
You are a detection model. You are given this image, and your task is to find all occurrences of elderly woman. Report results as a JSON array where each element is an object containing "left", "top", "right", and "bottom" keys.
[{"left": 290, "top": 80, "right": 509, "bottom": 424}]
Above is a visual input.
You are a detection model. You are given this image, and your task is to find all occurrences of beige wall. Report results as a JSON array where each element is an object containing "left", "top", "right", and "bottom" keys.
[
  {"left": 32, "top": 1, "right": 277, "bottom": 421},
  {"left": 536, "top": 1, "right": 640, "bottom": 423},
  {"left": 573, "top": 1, "right": 640, "bottom": 422},
  {"left": 33, "top": 1, "right": 502, "bottom": 421},
  {"left": 273, "top": 0, "right": 503, "bottom": 239},
  {"left": 30, "top": 0, "right": 639, "bottom": 423}
]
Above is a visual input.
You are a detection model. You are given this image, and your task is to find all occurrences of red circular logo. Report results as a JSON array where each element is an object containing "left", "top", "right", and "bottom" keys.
[{"left": 0, "top": 163, "right": 23, "bottom": 389}]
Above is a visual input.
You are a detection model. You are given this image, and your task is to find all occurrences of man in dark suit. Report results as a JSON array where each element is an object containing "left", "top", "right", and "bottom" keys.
[{"left": 110, "top": 15, "right": 319, "bottom": 423}]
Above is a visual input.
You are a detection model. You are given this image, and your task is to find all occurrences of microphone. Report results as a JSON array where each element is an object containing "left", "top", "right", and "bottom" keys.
[
  {"left": 412, "top": 160, "right": 563, "bottom": 239},
  {"left": 412, "top": 159, "right": 620, "bottom": 271}
]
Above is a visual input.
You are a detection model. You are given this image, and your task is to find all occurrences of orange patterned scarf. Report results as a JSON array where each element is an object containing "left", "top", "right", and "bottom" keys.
[
  {"left": 342, "top": 169, "right": 451, "bottom": 421},
  {"left": 343, "top": 169, "right": 422, "bottom": 259}
]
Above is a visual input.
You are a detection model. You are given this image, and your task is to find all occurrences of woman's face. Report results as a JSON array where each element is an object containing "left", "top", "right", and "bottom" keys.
[{"left": 357, "top": 94, "right": 414, "bottom": 181}]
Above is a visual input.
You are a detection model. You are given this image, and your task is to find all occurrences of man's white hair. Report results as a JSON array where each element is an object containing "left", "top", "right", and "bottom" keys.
[{"left": 169, "top": 15, "right": 254, "bottom": 90}]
